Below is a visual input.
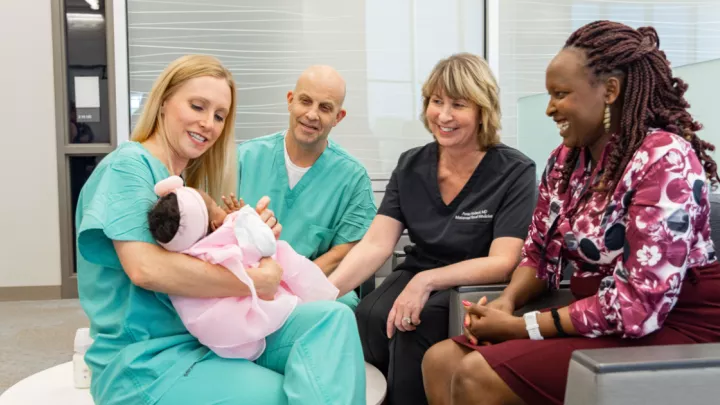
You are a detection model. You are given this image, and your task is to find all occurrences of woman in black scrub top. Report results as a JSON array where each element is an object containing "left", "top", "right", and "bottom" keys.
[{"left": 329, "top": 53, "right": 536, "bottom": 405}]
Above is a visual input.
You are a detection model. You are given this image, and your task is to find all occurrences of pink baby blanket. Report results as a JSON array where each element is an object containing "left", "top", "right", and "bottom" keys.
[{"left": 169, "top": 207, "right": 339, "bottom": 360}]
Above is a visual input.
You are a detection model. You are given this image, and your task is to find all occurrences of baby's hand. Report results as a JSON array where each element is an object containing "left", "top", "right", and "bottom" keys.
[{"left": 221, "top": 193, "right": 245, "bottom": 214}]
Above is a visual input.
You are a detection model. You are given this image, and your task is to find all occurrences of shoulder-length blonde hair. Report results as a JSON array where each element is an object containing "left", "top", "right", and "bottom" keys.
[
  {"left": 131, "top": 54, "right": 237, "bottom": 201},
  {"left": 421, "top": 53, "right": 501, "bottom": 151}
]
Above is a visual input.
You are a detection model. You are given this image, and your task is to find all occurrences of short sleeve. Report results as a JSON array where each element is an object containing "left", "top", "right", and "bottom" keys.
[
  {"left": 77, "top": 155, "right": 159, "bottom": 269},
  {"left": 492, "top": 163, "right": 536, "bottom": 239},
  {"left": 376, "top": 166, "right": 404, "bottom": 224},
  {"left": 331, "top": 170, "right": 378, "bottom": 246}
]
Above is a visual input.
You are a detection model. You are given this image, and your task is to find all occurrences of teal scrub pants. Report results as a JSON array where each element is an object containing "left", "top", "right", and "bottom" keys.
[
  {"left": 338, "top": 290, "right": 360, "bottom": 310},
  {"left": 156, "top": 301, "right": 366, "bottom": 405}
]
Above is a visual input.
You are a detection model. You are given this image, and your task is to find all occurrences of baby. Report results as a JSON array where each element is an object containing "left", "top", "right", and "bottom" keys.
[
  {"left": 147, "top": 175, "right": 339, "bottom": 360},
  {"left": 148, "top": 175, "right": 275, "bottom": 256}
]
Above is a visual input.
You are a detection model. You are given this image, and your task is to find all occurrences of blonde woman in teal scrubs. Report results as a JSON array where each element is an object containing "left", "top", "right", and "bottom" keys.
[{"left": 75, "top": 55, "right": 366, "bottom": 405}]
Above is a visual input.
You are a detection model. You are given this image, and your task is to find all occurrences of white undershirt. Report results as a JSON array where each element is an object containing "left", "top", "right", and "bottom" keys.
[{"left": 284, "top": 134, "right": 311, "bottom": 189}]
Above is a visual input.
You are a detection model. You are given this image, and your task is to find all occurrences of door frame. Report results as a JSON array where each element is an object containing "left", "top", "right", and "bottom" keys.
[{"left": 51, "top": 0, "right": 127, "bottom": 298}]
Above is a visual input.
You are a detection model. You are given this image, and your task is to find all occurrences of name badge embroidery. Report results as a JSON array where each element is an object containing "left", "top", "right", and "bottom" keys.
[{"left": 455, "top": 209, "right": 493, "bottom": 221}]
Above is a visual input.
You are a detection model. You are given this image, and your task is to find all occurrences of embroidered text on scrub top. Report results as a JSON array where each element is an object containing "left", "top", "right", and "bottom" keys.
[{"left": 455, "top": 209, "right": 494, "bottom": 221}]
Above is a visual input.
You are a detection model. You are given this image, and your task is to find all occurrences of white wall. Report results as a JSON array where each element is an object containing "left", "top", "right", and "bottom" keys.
[{"left": 0, "top": 0, "right": 62, "bottom": 287}]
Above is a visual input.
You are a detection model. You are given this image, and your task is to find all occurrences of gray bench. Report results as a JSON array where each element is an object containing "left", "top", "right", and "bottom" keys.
[{"left": 564, "top": 343, "right": 720, "bottom": 404}]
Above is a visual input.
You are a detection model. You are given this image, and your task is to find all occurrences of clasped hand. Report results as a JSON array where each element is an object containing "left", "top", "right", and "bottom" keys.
[{"left": 462, "top": 296, "right": 526, "bottom": 345}]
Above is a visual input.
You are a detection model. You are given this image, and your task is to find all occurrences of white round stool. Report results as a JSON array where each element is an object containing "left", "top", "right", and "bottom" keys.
[
  {"left": 0, "top": 361, "right": 386, "bottom": 405},
  {"left": 0, "top": 363, "right": 92, "bottom": 405},
  {"left": 365, "top": 362, "right": 387, "bottom": 405}
]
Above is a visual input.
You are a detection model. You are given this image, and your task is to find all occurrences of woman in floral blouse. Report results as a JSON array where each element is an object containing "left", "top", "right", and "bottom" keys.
[{"left": 422, "top": 20, "right": 720, "bottom": 405}]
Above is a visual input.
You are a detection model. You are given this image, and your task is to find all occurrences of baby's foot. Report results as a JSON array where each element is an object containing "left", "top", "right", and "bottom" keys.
[{"left": 234, "top": 205, "right": 277, "bottom": 257}]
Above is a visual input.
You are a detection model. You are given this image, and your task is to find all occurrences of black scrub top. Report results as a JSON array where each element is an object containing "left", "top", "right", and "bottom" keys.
[{"left": 379, "top": 142, "right": 536, "bottom": 272}]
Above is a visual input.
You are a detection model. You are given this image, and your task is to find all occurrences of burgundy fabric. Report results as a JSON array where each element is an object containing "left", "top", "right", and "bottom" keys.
[
  {"left": 451, "top": 262, "right": 720, "bottom": 405},
  {"left": 520, "top": 131, "right": 715, "bottom": 338}
]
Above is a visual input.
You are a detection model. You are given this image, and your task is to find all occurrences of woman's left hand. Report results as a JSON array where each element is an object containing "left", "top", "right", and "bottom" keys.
[
  {"left": 465, "top": 300, "right": 527, "bottom": 343},
  {"left": 386, "top": 273, "right": 432, "bottom": 338},
  {"left": 255, "top": 196, "right": 282, "bottom": 239}
]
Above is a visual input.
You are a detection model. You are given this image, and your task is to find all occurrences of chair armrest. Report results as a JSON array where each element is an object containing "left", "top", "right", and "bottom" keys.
[
  {"left": 449, "top": 285, "right": 505, "bottom": 338},
  {"left": 448, "top": 281, "right": 573, "bottom": 337},
  {"left": 565, "top": 343, "right": 720, "bottom": 405},
  {"left": 391, "top": 250, "right": 406, "bottom": 268}
]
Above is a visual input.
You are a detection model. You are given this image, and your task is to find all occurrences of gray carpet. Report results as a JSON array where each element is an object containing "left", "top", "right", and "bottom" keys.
[{"left": 0, "top": 299, "right": 89, "bottom": 393}]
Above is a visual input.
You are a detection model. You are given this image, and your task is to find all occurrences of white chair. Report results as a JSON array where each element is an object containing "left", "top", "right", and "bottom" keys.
[{"left": 0, "top": 361, "right": 386, "bottom": 405}]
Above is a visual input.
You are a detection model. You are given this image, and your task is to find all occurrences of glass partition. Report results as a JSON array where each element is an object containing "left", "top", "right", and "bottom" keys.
[
  {"left": 517, "top": 58, "right": 720, "bottom": 180},
  {"left": 498, "top": 0, "right": 720, "bottom": 149},
  {"left": 126, "top": 0, "right": 486, "bottom": 181}
]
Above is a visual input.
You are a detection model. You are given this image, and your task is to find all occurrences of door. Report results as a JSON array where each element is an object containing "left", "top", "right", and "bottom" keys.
[{"left": 51, "top": 0, "right": 124, "bottom": 298}]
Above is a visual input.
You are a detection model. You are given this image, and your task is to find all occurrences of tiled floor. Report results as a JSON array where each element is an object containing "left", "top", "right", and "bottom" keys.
[{"left": 0, "top": 299, "right": 89, "bottom": 393}]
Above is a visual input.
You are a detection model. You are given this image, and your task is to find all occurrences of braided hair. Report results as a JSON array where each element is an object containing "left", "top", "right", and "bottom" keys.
[{"left": 558, "top": 20, "right": 718, "bottom": 194}]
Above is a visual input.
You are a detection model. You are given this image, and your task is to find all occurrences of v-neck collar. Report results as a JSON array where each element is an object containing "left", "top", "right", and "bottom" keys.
[
  {"left": 429, "top": 143, "right": 493, "bottom": 212},
  {"left": 133, "top": 141, "right": 172, "bottom": 178},
  {"left": 275, "top": 133, "right": 328, "bottom": 204},
  {"left": 561, "top": 140, "right": 614, "bottom": 219}
]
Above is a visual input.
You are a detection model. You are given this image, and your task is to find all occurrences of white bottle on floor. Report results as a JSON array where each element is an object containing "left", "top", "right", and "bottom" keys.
[{"left": 73, "top": 328, "right": 93, "bottom": 389}]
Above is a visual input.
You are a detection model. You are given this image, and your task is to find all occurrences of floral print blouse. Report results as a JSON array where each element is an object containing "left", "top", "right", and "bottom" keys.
[{"left": 520, "top": 129, "right": 716, "bottom": 338}]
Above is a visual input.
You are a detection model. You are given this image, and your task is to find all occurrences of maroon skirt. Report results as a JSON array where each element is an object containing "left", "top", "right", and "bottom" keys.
[{"left": 451, "top": 263, "right": 720, "bottom": 405}]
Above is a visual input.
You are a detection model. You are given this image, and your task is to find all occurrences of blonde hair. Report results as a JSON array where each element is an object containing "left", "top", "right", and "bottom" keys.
[
  {"left": 131, "top": 54, "right": 237, "bottom": 201},
  {"left": 421, "top": 53, "right": 501, "bottom": 151}
]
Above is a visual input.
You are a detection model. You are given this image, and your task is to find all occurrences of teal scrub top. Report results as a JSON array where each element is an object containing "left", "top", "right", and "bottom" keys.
[
  {"left": 75, "top": 142, "right": 208, "bottom": 405},
  {"left": 237, "top": 132, "right": 377, "bottom": 259}
]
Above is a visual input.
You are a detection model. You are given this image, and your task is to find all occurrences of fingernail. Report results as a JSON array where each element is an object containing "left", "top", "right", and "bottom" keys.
[
  {"left": 462, "top": 300, "right": 471, "bottom": 306},
  {"left": 464, "top": 319, "right": 469, "bottom": 327}
]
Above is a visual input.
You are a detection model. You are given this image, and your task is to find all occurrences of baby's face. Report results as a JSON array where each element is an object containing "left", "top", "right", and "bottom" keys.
[{"left": 199, "top": 191, "right": 228, "bottom": 231}]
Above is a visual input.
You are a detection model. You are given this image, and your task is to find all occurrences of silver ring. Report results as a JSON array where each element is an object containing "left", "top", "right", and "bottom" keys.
[{"left": 402, "top": 317, "right": 413, "bottom": 325}]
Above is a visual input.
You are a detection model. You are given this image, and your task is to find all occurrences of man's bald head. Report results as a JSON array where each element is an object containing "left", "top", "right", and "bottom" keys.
[
  {"left": 294, "top": 65, "right": 346, "bottom": 107},
  {"left": 286, "top": 65, "right": 348, "bottom": 152}
]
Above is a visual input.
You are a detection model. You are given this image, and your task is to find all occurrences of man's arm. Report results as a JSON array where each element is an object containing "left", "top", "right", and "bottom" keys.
[{"left": 313, "top": 241, "right": 358, "bottom": 276}]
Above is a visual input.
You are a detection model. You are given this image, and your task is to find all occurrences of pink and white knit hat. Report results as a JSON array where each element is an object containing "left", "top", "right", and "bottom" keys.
[{"left": 153, "top": 175, "right": 208, "bottom": 252}]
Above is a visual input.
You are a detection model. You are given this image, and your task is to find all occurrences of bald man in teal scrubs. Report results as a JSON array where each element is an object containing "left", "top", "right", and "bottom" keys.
[{"left": 237, "top": 66, "right": 376, "bottom": 309}]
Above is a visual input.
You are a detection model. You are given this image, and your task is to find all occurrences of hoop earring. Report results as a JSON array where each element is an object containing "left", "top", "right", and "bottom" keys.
[{"left": 603, "top": 104, "right": 611, "bottom": 134}]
